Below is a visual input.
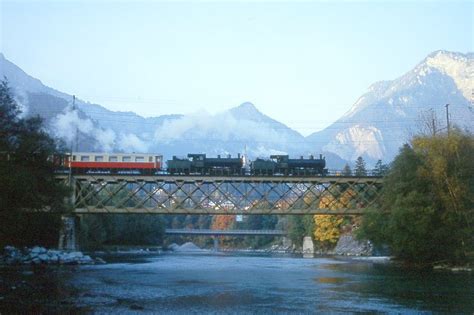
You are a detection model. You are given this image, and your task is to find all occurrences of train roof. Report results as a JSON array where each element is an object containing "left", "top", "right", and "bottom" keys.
[{"left": 71, "top": 152, "right": 162, "bottom": 156}]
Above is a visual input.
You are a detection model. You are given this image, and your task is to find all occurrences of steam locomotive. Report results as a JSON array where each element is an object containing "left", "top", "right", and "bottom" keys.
[
  {"left": 59, "top": 152, "right": 327, "bottom": 176},
  {"left": 167, "top": 154, "right": 244, "bottom": 175},
  {"left": 251, "top": 154, "right": 327, "bottom": 176}
]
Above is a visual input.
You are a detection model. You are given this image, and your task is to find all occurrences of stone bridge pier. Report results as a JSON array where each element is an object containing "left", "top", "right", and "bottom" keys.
[{"left": 58, "top": 215, "right": 79, "bottom": 251}]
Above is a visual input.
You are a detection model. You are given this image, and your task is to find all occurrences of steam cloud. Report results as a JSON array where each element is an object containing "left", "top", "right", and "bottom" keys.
[
  {"left": 51, "top": 108, "right": 149, "bottom": 152},
  {"left": 153, "top": 111, "right": 295, "bottom": 157}
]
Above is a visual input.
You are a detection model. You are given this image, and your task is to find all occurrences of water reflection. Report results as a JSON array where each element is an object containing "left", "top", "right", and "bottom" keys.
[
  {"left": 321, "top": 261, "right": 474, "bottom": 313},
  {"left": 1, "top": 253, "right": 473, "bottom": 313},
  {"left": 315, "top": 277, "right": 349, "bottom": 284}
]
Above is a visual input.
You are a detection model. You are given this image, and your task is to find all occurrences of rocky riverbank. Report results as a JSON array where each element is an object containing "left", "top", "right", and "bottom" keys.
[
  {"left": 0, "top": 246, "right": 105, "bottom": 265},
  {"left": 327, "top": 234, "right": 374, "bottom": 256}
]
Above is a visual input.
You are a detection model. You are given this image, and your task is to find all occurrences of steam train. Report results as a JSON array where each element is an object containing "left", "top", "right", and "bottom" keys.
[{"left": 58, "top": 152, "right": 327, "bottom": 176}]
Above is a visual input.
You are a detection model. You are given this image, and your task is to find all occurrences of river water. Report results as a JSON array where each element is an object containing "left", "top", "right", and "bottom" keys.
[{"left": 1, "top": 252, "right": 474, "bottom": 313}]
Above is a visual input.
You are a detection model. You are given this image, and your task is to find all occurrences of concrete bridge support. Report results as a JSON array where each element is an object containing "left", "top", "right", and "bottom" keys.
[
  {"left": 58, "top": 215, "right": 78, "bottom": 251},
  {"left": 302, "top": 236, "right": 314, "bottom": 258},
  {"left": 213, "top": 237, "right": 219, "bottom": 251}
]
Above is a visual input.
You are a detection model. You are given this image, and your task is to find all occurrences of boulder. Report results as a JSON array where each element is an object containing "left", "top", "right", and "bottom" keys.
[
  {"left": 175, "top": 242, "right": 204, "bottom": 252},
  {"left": 95, "top": 257, "right": 106, "bottom": 264},
  {"left": 1, "top": 246, "right": 103, "bottom": 265},
  {"left": 30, "top": 246, "right": 47, "bottom": 255},
  {"left": 38, "top": 254, "right": 50, "bottom": 262},
  {"left": 168, "top": 243, "right": 180, "bottom": 251}
]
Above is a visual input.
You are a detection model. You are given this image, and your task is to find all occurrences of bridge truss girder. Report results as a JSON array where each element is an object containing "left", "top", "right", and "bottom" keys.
[{"left": 63, "top": 175, "right": 383, "bottom": 215}]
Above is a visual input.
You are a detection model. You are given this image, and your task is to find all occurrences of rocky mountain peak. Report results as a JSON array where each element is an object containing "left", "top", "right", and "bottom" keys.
[
  {"left": 423, "top": 50, "right": 473, "bottom": 100},
  {"left": 229, "top": 102, "right": 262, "bottom": 118}
]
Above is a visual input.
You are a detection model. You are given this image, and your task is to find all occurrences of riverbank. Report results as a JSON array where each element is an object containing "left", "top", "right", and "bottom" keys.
[{"left": 0, "top": 246, "right": 105, "bottom": 266}]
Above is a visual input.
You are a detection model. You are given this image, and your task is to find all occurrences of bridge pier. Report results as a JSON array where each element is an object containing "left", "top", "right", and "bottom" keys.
[
  {"left": 302, "top": 236, "right": 314, "bottom": 258},
  {"left": 58, "top": 215, "right": 78, "bottom": 251},
  {"left": 213, "top": 237, "right": 219, "bottom": 251}
]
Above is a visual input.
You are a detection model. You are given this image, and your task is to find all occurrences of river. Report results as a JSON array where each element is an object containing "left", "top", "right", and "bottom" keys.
[{"left": 1, "top": 252, "right": 474, "bottom": 313}]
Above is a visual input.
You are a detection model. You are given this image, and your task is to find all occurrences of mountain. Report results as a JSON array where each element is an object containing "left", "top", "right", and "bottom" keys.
[
  {"left": 307, "top": 50, "right": 474, "bottom": 163},
  {"left": 0, "top": 53, "right": 347, "bottom": 167},
  {"left": 1, "top": 51, "right": 471, "bottom": 168}
]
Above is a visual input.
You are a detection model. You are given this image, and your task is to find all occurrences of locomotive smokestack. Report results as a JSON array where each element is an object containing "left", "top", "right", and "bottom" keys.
[
  {"left": 300, "top": 156, "right": 303, "bottom": 159},
  {"left": 310, "top": 155, "right": 314, "bottom": 159},
  {"left": 228, "top": 154, "right": 231, "bottom": 158},
  {"left": 218, "top": 155, "right": 221, "bottom": 158},
  {"left": 238, "top": 153, "right": 241, "bottom": 158},
  {"left": 320, "top": 154, "right": 322, "bottom": 159}
]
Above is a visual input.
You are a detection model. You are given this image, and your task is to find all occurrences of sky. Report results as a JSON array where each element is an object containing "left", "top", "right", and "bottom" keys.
[{"left": 0, "top": 0, "right": 472, "bottom": 136}]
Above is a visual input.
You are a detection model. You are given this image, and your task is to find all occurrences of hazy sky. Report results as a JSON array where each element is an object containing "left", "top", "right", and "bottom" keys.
[{"left": 1, "top": 0, "right": 472, "bottom": 135}]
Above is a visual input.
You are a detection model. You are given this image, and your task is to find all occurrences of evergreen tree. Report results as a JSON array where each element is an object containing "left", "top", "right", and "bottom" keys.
[
  {"left": 354, "top": 156, "right": 367, "bottom": 176},
  {"left": 341, "top": 163, "right": 352, "bottom": 176},
  {"left": 0, "top": 80, "right": 69, "bottom": 247},
  {"left": 373, "top": 160, "right": 389, "bottom": 176}
]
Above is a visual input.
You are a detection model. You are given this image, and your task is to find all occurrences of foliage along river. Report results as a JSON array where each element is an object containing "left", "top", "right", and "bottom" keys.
[{"left": 1, "top": 252, "right": 474, "bottom": 313}]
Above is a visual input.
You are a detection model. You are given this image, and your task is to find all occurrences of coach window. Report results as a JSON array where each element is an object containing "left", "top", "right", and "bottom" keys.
[
  {"left": 72, "top": 155, "right": 76, "bottom": 161},
  {"left": 135, "top": 156, "right": 144, "bottom": 162},
  {"left": 109, "top": 156, "right": 118, "bottom": 162},
  {"left": 155, "top": 156, "right": 162, "bottom": 162},
  {"left": 95, "top": 156, "right": 104, "bottom": 162},
  {"left": 122, "top": 156, "right": 131, "bottom": 162},
  {"left": 149, "top": 156, "right": 153, "bottom": 162},
  {"left": 81, "top": 156, "right": 90, "bottom": 162}
]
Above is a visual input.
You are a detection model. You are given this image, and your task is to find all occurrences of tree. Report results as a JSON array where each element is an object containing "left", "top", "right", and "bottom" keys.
[
  {"left": 313, "top": 191, "right": 345, "bottom": 249},
  {"left": 0, "top": 80, "right": 69, "bottom": 247},
  {"left": 287, "top": 215, "right": 314, "bottom": 249},
  {"left": 373, "top": 159, "right": 389, "bottom": 176},
  {"left": 354, "top": 156, "right": 367, "bottom": 176},
  {"left": 341, "top": 163, "right": 352, "bottom": 176},
  {"left": 358, "top": 131, "right": 474, "bottom": 265},
  {"left": 211, "top": 215, "right": 235, "bottom": 248}
]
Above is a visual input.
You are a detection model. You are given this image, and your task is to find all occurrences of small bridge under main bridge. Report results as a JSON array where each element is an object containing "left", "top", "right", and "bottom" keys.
[
  {"left": 56, "top": 174, "right": 384, "bottom": 215},
  {"left": 165, "top": 229, "right": 287, "bottom": 236}
]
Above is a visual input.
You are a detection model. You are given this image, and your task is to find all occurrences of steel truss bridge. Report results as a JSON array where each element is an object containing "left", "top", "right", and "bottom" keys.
[
  {"left": 56, "top": 174, "right": 384, "bottom": 215},
  {"left": 165, "top": 229, "right": 287, "bottom": 236}
]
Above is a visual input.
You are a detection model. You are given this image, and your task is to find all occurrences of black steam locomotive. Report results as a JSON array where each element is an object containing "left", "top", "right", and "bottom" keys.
[
  {"left": 252, "top": 154, "right": 327, "bottom": 176},
  {"left": 167, "top": 154, "right": 244, "bottom": 175},
  {"left": 167, "top": 153, "right": 327, "bottom": 176}
]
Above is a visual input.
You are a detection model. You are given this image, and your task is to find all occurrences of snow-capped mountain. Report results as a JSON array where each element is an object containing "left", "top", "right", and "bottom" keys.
[
  {"left": 0, "top": 53, "right": 347, "bottom": 167},
  {"left": 1, "top": 50, "right": 472, "bottom": 168},
  {"left": 307, "top": 50, "right": 473, "bottom": 163}
]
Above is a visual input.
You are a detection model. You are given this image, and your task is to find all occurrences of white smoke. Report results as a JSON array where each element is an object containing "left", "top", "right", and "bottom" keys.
[
  {"left": 13, "top": 88, "right": 29, "bottom": 118},
  {"left": 51, "top": 109, "right": 93, "bottom": 142},
  {"left": 118, "top": 133, "right": 149, "bottom": 153},
  {"left": 153, "top": 111, "right": 287, "bottom": 145},
  {"left": 51, "top": 108, "right": 151, "bottom": 153},
  {"left": 96, "top": 128, "right": 117, "bottom": 152}
]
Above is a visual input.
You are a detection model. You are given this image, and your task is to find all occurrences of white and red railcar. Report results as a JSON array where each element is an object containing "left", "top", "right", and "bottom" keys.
[{"left": 64, "top": 152, "right": 163, "bottom": 175}]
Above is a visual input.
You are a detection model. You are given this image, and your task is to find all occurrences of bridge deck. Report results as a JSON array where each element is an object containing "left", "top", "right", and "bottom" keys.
[{"left": 165, "top": 229, "right": 287, "bottom": 236}]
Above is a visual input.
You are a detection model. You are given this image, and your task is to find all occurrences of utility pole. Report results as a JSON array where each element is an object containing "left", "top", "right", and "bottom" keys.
[
  {"left": 68, "top": 95, "right": 76, "bottom": 187},
  {"left": 72, "top": 95, "right": 79, "bottom": 151},
  {"left": 430, "top": 108, "right": 436, "bottom": 136},
  {"left": 445, "top": 103, "right": 450, "bottom": 136}
]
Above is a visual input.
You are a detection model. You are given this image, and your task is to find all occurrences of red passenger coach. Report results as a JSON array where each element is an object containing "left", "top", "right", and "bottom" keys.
[{"left": 69, "top": 152, "right": 163, "bottom": 175}]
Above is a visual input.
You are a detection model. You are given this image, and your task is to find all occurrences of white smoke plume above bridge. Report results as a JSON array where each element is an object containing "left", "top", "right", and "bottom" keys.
[
  {"left": 50, "top": 108, "right": 149, "bottom": 153},
  {"left": 152, "top": 110, "right": 295, "bottom": 157}
]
